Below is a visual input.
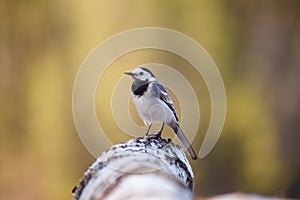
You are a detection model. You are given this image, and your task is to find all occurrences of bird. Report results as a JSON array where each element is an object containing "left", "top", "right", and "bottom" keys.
[{"left": 124, "top": 67, "right": 197, "bottom": 160}]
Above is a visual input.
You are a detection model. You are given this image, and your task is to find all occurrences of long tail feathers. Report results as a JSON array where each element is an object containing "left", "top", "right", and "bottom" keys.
[{"left": 173, "top": 124, "right": 197, "bottom": 160}]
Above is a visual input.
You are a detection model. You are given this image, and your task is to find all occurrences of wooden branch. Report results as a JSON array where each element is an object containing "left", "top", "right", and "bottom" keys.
[
  {"left": 72, "top": 134, "right": 195, "bottom": 200},
  {"left": 197, "top": 192, "right": 286, "bottom": 200}
]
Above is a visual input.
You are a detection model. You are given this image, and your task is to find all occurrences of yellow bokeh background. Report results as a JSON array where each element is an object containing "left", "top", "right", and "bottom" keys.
[{"left": 1, "top": 0, "right": 300, "bottom": 199}]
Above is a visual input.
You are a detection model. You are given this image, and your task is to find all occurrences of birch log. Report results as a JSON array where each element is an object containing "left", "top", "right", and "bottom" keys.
[{"left": 72, "top": 133, "right": 195, "bottom": 200}]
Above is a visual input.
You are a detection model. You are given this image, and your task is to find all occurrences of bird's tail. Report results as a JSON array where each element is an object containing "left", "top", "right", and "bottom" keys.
[{"left": 171, "top": 122, "right": 197, "bottom": 160}]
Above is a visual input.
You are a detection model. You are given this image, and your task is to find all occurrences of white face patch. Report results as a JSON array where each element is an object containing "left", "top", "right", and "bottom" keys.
[{"left": 131, "top": 68, "right": 153, "bottom": 81}]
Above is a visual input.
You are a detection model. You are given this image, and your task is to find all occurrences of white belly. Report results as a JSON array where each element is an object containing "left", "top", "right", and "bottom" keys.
[{"left": 132, "top": 93, "right": 175, "bottom": 126}]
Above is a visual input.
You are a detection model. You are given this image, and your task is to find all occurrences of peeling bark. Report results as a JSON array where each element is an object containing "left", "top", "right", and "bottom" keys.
[{"left": 72, "top": 134, "right": 194, "bottom": 200}]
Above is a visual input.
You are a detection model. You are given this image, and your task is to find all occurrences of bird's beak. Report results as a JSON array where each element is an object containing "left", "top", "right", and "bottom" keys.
[{"left": 124, "top": 72, "right": 135, "bottom": 76}]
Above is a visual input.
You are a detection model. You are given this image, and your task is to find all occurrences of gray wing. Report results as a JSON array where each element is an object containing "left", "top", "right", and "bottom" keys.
[{"left": 154, "top": 81, "right": 179, "bottom": 121}]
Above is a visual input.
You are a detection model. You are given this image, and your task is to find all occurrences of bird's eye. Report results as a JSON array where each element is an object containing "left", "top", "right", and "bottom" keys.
[{"left": 139, "top": 72, "right": 144, "bottom": 75}]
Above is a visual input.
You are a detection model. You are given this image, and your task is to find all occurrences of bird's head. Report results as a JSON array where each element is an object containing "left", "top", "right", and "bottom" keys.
[{"left": 124, "top": 67, "right": 156, "bottom": 82}]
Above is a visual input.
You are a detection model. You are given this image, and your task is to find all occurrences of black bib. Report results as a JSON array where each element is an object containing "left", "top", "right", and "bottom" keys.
[{"left": 131, "top": 80, "right": 149, "bottom": 96}]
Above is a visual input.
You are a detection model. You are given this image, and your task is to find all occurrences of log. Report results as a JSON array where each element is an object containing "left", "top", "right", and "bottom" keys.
[
  {"left": 72, "top": 133, "right": 195, "bottom": 200},
  {"left": 198, "top": 192, "right": 286, "bottom": 200}
]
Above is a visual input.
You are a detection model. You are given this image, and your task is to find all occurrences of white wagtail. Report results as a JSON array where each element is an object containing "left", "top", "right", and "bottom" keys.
[{"left": 124, "top": 67, "right": 197, "bottom": 160}]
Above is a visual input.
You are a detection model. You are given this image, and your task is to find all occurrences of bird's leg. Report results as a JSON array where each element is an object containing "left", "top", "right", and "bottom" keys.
[
  {"left": 157, "top": 122, "right": 165, "bottom": 137},
  {"left": 145, "top": 124, "right": 152, "bottom": 136}
]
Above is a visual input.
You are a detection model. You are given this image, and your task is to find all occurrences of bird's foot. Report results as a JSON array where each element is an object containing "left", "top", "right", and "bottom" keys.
[{"left": 144, "top": 132, "right": 161, "bottom": 140}]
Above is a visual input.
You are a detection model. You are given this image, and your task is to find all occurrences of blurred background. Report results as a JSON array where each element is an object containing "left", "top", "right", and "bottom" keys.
[{"left": 1, "top": 0, "right": 300, "bottom": 199}]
